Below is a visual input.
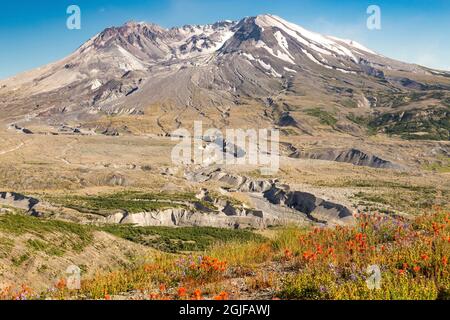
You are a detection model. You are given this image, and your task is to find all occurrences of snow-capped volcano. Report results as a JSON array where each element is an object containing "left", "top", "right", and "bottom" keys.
[{"left": 1, "top": 14, "right": 449, "bottom": 139}]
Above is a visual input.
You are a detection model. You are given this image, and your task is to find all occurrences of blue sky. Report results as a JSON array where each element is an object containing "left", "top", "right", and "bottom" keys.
[{"left": 1, "top": 0, "right": 449, "bottom": 79}]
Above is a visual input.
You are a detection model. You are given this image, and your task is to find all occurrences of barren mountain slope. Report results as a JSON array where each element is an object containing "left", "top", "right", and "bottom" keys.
[{"left": 0, "top": 14, "right": 449, "bottom": 140}]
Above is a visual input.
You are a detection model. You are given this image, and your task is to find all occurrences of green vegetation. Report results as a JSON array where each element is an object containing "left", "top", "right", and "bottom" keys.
[
  {"left": 346, "top": 113, "right": 377, "bottom": 135},
  {"left": 353, "top": 190, "right": 437, "bottom": 213},
  {"left": 313, "top": 178, "right": 447, "bottom": 214},
  {"left": 343, "top": 92, "right": 450, "bottom": 140},
  {"left": 101, "top": 225, "right": 264, "bottom": 253},
  {"left": 374, "top": 92, "right": 428, "bottom": 109},
  {"left": 0, "top": 237, "right": 14, "bottom": 258},
  {"left": 0, "top": 213, "right": 92, "bottom": 239},
  {"left": 6, "top": 209, "right": 446, "bottom": 300},
  {"left": 26, "top": 239, "right": 65, "bottom": 257},
  {"left": 305, "top": 108, "right": 337, "bottom": 126},
  {"left": 12, "top": 253, "right": 30, "bottom": 267},
  {"left": 369, "top": 109, "right": 450, "bottom": 141},
  {"left": 0, "top": 212, "right": 264, "bottom": 262},
  {"left": 0, "top": 213, "right": 94, "bottom": 253},
  {"left": 46, "top": 191, "right": 200, "bottom": 216},
  {"left": 422, "top": 156, "right": 450, "bottom": 173},
  {"left": 45, "top": 190, "right": 249, "bottom": 216},
  {"left": 364, "top": 91, "right": 450, "bottom": 141},
  {"left": 315, "top": 178, "right": 434, "bottom": 191},
  {"left": 275, "top": 210, "right": 450, "bottom": 300},
  {"left": 341, "top": 98, "right": 357, "bottom": 109}
]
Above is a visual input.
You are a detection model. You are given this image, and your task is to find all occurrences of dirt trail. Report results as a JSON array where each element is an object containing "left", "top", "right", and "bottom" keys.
[
  {"left": 0, "top": 141, "right": 25, "bottom": 156},
  {"left": 55, "top": 138, "right": 84, "bottom": 167}
]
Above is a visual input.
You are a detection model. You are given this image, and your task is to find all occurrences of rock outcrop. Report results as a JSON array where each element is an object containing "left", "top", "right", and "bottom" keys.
[
  {"left": 104, "top": 207, "right": 270, "bottom": 229},
  {"left": 263, "top": 185, "right": 353, "bottom": 224},
  {"left": 185, "top": 167, "right": 355, "bottom": 226},
  {"left": 287, "top": 146, "right": 400, "bottom": 169},
  {"left": 0, "top": 192, "right": 42, "bottom": 216}
]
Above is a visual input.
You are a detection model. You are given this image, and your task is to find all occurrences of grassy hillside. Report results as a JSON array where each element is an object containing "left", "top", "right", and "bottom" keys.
[
  {"left": 0, "top": 212, "right": 263, "bottom": 298},
  {"left": 1, "top": 208, "right": 448, "bottom": 300},
  {"left": 101, "top": 225, "right": 264, "bottom": 253}
]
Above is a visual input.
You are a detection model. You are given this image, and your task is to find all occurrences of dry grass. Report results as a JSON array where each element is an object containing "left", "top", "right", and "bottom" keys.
[
  {"left": 0, "top": 124, "right": 448, "bottom": 300},
  {"left": 2, "top": 208, "right": 448, "bottom": 300}
]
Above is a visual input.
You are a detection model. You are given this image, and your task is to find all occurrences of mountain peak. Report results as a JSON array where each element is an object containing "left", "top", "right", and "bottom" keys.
[
  {"left": 1, "top": 13, "right": 445, "bottom": 130},
  {"left": 119, "top": 20, "right": 167, "bottom": 33},
  {"left": 123, "top": 20, "right": 146, "bottom": 27}
]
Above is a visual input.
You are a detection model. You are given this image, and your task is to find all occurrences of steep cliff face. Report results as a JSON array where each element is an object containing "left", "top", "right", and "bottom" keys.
[{"left": 105, "top": 208, "right": 270, "bottom": 229}]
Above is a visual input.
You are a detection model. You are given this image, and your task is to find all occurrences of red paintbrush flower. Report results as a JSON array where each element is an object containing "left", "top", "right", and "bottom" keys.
[{"left": 177, "top": 287, "right": 187, "bottom": 297}]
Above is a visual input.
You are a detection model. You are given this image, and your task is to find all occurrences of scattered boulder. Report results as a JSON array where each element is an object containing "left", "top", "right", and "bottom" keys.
[
  {"left": 8, "top": 124, "right": 33, "bottom": 135},
  {"left": 161, "top": 167, "right": 180, "bottom": 176},
  {"left": 277, "top": 112, "right": 298, "bottom": 127},
  {"left": 196, "top": 189, "right": 213, "bottom": 202},
  {"left": 101, "top": 127, "right": 119, "bottom": 136},
  {"left": 58, "top": 125, "right": 82, "bottom": 135},
  {"left": 105, "top": 173, "right": 128, "bottom": 186}
]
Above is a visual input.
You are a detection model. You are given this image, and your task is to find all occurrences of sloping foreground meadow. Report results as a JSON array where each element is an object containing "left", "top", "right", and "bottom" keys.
[{"left": 1, "top": 208, "right": 449, "bottom": 300}]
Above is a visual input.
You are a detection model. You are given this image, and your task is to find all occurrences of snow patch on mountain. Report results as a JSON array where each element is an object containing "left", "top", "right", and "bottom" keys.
[
  {"left": 242, "top": 52, "right": 256, "bottom": 61},
  {"left": 255, "top": 40, "right": 295, "bottom": 64},
  {"left": 301, "top": 49, "right": 332, "bottom": 69},
  {"left": 214, "top": 30, "right": 235, "bottom": 50},
  {"left": 284, "top": 67, "right": 297, "bottom": 73},
  {"left": 256, "top": 15, "right": 358, "bottom": 62},
  {"left": 90, "top": 79, "right": 102, "bottom": 90},
  {"left": 116, "top": 46, "right": 146, "bottom": 71},
  {"left": 257, "top": 59, "right": 282, "bottom": 78},
  {"left": 327, "top": 36, "right": 378, "bottom": 55},
  {"left": 273, "top": 31, "right": 296, "bottom": 63}
]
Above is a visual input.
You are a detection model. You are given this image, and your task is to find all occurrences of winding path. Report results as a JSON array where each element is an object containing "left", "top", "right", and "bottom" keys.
[{"left": 0, "top": 141, "right": 25, "bottom": 156}]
